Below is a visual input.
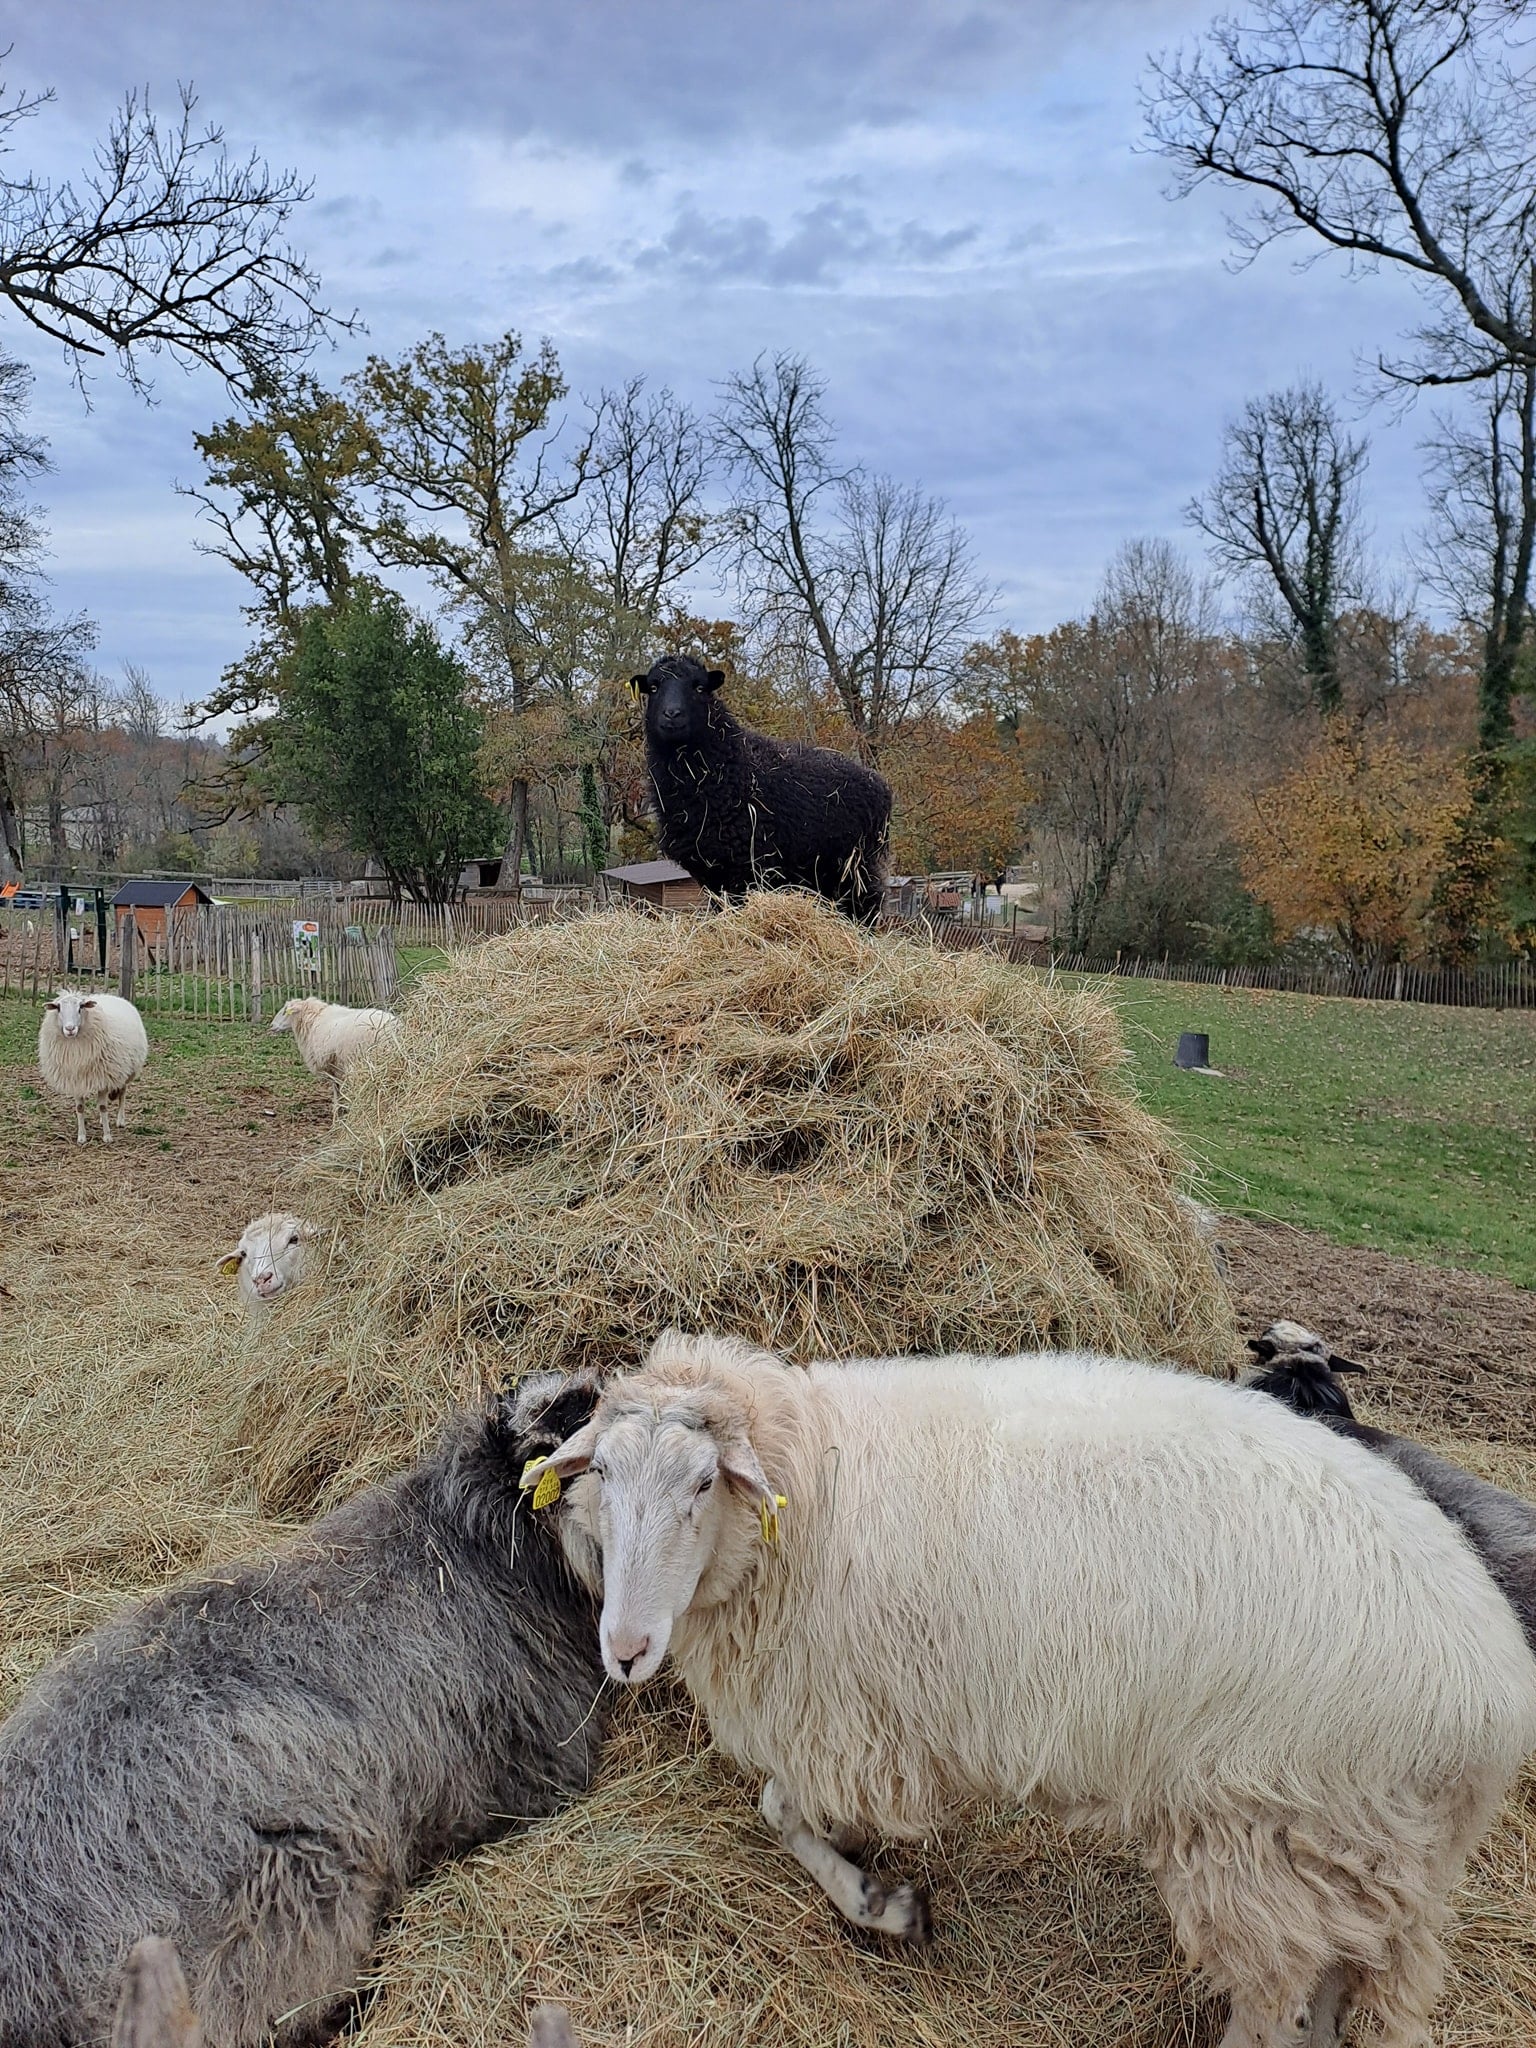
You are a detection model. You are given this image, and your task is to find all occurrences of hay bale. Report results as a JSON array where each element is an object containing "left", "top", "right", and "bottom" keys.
[{"left": 232, "top": 893, "right": 1232, "bottom": 1513}]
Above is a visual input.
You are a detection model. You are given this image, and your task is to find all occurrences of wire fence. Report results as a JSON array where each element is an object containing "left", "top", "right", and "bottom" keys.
[{"left": 900, "top": 916, "right": 1536, "bottom": 1011}]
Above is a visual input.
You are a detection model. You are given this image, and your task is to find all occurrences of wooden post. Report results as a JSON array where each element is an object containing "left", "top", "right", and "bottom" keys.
[
  {"left": 118, "top": 912, "right": 136, "bottom": 1001},
  {"left": 250, "top": 929, "right": 263, "bottom": 1024}
]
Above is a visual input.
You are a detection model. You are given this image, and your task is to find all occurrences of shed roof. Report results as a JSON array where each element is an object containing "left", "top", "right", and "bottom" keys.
[
  {"left": 111, "top": 879, "right": 214, "bottom": 908},
  {"left": 602, "top": 859, "right": 697, "bottom": 886}
]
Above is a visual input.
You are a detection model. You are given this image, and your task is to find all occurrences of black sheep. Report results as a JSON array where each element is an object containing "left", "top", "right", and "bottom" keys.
[
  {"left": 633, "top": 654, "right": 892, "bottom": 923},
  {"left": 0, "top": 1375, "right": 609, "bottom": 2048}
]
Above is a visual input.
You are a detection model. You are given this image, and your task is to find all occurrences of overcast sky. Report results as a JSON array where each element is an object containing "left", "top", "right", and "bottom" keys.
[{"left": 6, "top": 0, "right": 1437, "bottom": 710}]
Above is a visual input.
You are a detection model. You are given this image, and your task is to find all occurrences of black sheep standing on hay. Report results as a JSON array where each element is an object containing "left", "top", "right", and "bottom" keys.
[{"left": 634, "top": 653, "right": 893, "bottom": 922}]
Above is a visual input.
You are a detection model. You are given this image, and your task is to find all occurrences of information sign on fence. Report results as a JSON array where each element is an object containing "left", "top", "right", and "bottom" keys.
[{"left": 292, "top": 919, "right": 321, "bottom": 976}]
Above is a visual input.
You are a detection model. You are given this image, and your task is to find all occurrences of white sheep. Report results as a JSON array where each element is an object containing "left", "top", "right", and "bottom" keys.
[
  {"left": 37, "top": 989, "right": 150, "bottom": 1145},
  {"left": 218, "top": 1212, "right": 319, "bottom": 1310},
  {"left": 533, "top": 1333, "right": 1536, "bottom": 2048},
  {"left": 269, "top": 997, "right": 399, "bottom": 1115}
]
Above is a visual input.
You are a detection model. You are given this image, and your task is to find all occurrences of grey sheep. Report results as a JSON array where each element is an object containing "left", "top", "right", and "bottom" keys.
[
  {"left": 0, "top": 1376, "right": 609, "bottom": 2048},
  {"left": 1242, "top": 1318, "right": 1536, "bottom": 1653},
  {"left": 635, "top": 653, "right": 892, "bottom": 923}
]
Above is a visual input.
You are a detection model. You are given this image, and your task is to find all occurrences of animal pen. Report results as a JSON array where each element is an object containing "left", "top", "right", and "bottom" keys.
[{"left": 0, "top": 889, "right": 589, "bottom": 1020}]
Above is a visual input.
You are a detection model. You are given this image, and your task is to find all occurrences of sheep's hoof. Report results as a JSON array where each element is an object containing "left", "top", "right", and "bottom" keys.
[
  {"left": 859, "top": 1874, "right": 933, "bottom": 1944},
  {"left": 101, "top": 1128, "right": 114, "bottom": 1145}
]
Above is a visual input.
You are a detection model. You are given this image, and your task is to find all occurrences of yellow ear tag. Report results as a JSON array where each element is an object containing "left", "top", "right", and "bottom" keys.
[
  {"left": 531, "top": 1467, "right": 562, "bottom": 1511},
  {"left": 519, "top": 1456, "right": 547, "bottom": 1491},
  {"left": 626, "top": 677, "right": 642, "bottom": 705},
  {"left": 759, "top": 1492, "right": 788, "bottom": 1547}
]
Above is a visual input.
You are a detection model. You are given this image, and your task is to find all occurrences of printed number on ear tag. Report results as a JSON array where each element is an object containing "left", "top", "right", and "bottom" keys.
[
  {"left": 519, "top": 1455, "right": 563, "bottom": 1509},
  {"left": 759, "top": 1492, "right": 788, "bottom": 1547},
  {"left": 531, "top": 1467, "right": 562, "bottom": 1511}
]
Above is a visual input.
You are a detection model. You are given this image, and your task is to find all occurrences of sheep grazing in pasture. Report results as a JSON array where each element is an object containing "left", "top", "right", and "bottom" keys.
[
  {"left": 37, "top": 987, "right": 149, "bottom": 1145},
  {"left": 633, "top": 653, "right": 892, "bottom": 923},
  {"left": 219, "top": 1211, "right": 320, "bottom": 1309},
  {"left": 269, "top": 997, "right": 399, "bottom": 1115},
  {"left": 1243, "top": 1318, "right": 1536, "bottom": 1655},
  {"left": 0, "top": 1375, "right": 609, "bottom": 2048},
  {"left": 532, "top": 1332, "right": 1536, "bottom": 2048}
]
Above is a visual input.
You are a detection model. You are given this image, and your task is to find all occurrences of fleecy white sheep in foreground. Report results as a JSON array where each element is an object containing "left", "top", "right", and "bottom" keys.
[
  {"left": 37, "top": 988, "right": 149, "bottom": 1145},
  {"left": 269, "top": 997, "right": 399, "bottom": 1115},
  {"left": 533, "top": 1332, "right": 1536, "bottom": 2048},
  {"left": 219, "top": 1212, "right": 319, "bottom": 1309}
]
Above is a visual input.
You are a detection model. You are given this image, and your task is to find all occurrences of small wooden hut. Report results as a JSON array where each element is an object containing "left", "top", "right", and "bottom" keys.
[
  {"left": 111, "top": 879, "right": 213, "bottom": 961},
  {"left": 600, "top": 858, "right": 706, "bottom": 912}
]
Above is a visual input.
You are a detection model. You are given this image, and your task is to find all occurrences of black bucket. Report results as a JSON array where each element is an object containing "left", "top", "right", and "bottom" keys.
[{"left": 1174, "top": 1031, "right": 1210, "bottom": 1071}]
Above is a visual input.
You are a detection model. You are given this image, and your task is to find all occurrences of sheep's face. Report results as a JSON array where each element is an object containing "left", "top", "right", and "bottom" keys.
[
  {"left": 269, "top": 1001, "right": 298, "bottom": 1035},
  {"left": 220, "top": 1212, "right": 317, "bottom": 1303},
  {"left": 634, "top": 655, "right": 725, "bottom": 750},
  {"left": 46, "top": 990, "right": 95, "bottom": 1038},
  {"left": 538, "top": 1391, "right": 774, "bottom": 1686}
]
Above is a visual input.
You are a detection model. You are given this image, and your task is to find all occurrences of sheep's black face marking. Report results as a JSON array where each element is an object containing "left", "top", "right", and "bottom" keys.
[
  {"left": 496, "top": 1373, "right": 603, "bottom": 1468},
  {"left": 638, "top": 654, "right": 726, "bottom": 750}
]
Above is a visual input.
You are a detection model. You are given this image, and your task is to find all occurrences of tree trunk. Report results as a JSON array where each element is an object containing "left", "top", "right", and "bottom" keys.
[
  {"left": 496, "top": 777, "right": 529, "bottom": 896},
  {"left": 0, "top": 746, "right": 22, "bottom": 884}
]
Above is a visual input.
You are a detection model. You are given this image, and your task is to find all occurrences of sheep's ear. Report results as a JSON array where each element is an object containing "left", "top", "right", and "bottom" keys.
[
  {"left": 79, "top": 998, "right": 96, "bottom": 1009},
  {"left": 296, "top": 1220, "right": 322, "bottom": 1241},
  {"left": 218, "top": 1253, "right": 243, "bottom": 1278},
  {"left": 630, "top": 672, "right": 653, "bottom": 697},
  {"left": 1328, "top": 1352, "right": 1366, "bottom": 1375},
  {"left": 44, "top": 1000, "right": 58, "bottom": 1011},
  {"left": 703, "top": 669, "right": 726, "bottom": 692},
  {"left": 1245, "top": 1335, "right": 1277, "bottom": 1362},
  {"left": 717, "top": 1428, "right": 773, "bottom": 1501},
  {"left": 519, "top": 1409, "right": 602, "bottom": 1486}
]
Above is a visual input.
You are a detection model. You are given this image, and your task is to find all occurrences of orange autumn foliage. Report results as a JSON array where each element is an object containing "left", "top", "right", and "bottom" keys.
[
  {"left": 1234, "top": 720, "right": 1471, "bottom": 965},
  {"left": 885, "top": 714, "right": 1034, "bottom": 878}
]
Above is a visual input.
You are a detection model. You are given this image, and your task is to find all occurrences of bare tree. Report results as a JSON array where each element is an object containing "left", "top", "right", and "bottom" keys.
[
  {"left": 1145, "top": 1, "right": 1536, "bottom": 382},
  {"left": 0, "top": 76, "right": 339, "bottom": 393},
  {"left": 1025, "top": 541, "right": 1214, "bottom": 953},
  {"left": 571, "top": 379, "right": 716, "bottom": 638},
  {"left": 1420, "top": 360, "right": 1536, "bottom": 752},
  {"left": 0, "top": 352, "right": 97, "bottom": 879},
  {"left": 715, "top": 353, "right": 989, "bottom": 762},
  {"left": 1191, "top": 384, "right": 1368, "bottom": 713}
]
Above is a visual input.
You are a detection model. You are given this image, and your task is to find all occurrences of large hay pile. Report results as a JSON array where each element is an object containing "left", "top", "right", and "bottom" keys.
[{"left": 235, "top": 893, "right": 1232, "bottom": 1512}]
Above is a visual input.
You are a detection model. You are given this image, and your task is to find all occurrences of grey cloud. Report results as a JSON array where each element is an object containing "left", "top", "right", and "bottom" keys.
[
  {"left": 635, "top": 198, "right": 979, "bottom": 286},
  {"left": 11, "top": 0, "right": 1211, "bottom": 153}
]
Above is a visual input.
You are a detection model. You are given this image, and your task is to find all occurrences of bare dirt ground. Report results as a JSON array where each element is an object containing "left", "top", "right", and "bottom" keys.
[{"left": 1221, "top": 1215, "right": 1536, "bottom": 1449}]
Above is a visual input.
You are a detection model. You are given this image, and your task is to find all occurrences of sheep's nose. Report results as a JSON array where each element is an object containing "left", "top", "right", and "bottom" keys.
[{"left": 611, "top": 1633, "right": 652, "bottom": 1677}]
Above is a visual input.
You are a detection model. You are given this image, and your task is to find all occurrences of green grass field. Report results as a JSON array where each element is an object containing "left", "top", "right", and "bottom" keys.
[{"left": 1091, "top": 977, "right": 1536, "bottom": 1287}]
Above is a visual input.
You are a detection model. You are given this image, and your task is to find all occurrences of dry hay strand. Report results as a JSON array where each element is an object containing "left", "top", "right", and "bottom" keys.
[{"left": 231, "top": 893, "right": 1233, "bottom": 1513}]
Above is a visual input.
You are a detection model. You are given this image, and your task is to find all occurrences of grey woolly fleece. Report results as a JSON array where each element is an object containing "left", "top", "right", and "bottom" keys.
[{"left": 0, "top": 1376, "right": 609, "bottom": 2048}]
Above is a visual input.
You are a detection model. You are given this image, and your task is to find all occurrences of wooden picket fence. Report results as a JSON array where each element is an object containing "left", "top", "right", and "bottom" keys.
[
  {"left": 6, "top": 890, "right": 1532, "bottom": 1020},
  {"left": 900, "top": 915, "right": 1536, "bottom": 1011}
]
